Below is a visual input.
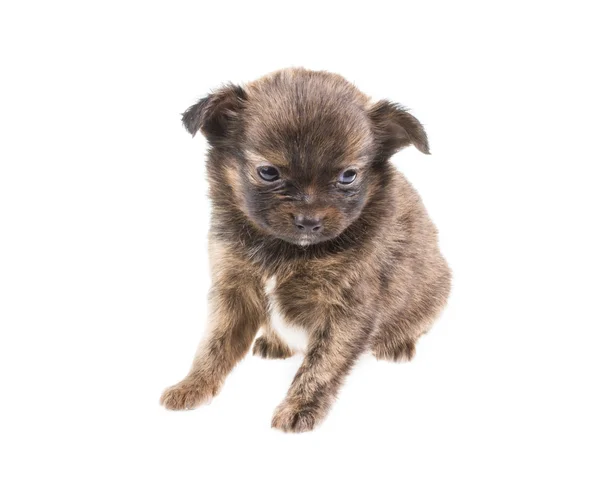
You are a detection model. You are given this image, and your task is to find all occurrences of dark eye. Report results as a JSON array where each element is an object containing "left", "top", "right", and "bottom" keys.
[
  {"left": 338, "top": 169, "right": 357, "bottom": 185},
  {"left": 258, "top": 166, "right": 280, "bottom": 182}
]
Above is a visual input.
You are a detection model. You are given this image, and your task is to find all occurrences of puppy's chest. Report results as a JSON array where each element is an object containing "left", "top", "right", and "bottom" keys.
[{"left": 264, "top": 276, "right": 309, "bottom": 353}]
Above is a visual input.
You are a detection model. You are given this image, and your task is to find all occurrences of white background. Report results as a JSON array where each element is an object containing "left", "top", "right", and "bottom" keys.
[{"left": 1, "top": 1, "right": 599, "bottom": 484}]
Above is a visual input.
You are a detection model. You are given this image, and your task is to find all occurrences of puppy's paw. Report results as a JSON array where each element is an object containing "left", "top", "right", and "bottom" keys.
[
  {"left": 373, "top": 340, "right": 416, "bottom": 362},
  {"left": 271, "top": 399, "right": 323, "bottom": 433},
  {"left": 253, "top": 335, "right": 293, "bottom": 360},
  {"left": 160, "top": 376, "right": 218, "bottom": 410}
]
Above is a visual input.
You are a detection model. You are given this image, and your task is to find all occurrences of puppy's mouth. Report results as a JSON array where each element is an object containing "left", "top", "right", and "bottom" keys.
[
  {"left": 297, "top": 235, "right": 316, "bottom": 247},
  {"left": 277, "top": 234, "right": 320, "bottom": 247},
  {"left": 275, "top": 231, "right": 332, "bottom": 247}
]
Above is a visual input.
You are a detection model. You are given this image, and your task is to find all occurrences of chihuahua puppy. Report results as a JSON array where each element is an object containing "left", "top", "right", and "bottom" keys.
[{"left": 160, "top": 68, "right": 451, "bottom": 432}]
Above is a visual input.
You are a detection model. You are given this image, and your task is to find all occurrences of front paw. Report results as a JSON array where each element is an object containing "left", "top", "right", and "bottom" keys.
[
  {"left": 160, "top": 376, "right": 218, "bottom": 410},
  {"left": 271, "top": 399, "right": 324, "bottom": 433}
]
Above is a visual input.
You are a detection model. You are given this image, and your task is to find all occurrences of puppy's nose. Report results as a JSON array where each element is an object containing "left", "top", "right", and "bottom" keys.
[{"left": 294, "top": 215, "right": 323, "bottom": 233}]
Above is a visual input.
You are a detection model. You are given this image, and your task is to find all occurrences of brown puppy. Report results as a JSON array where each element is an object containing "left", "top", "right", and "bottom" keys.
[{"left": 160, "top": 68, "right": 451, "bottom": 432}]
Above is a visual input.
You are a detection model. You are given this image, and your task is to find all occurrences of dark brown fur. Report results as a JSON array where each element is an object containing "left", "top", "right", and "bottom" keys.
[{"left": 160, "top": 68, "right": 451, "bottom": 432}]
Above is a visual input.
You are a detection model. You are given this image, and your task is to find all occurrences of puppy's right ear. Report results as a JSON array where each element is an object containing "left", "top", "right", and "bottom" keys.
[{"left": 181, "top": 84, "right": 247, "bottom": 142}]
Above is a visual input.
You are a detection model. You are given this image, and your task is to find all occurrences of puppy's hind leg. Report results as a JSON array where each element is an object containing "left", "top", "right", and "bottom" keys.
[
  {"left": 373, "top": 268, "right": 451, "bottom": 362},
  {"left": 253, "top": 326, "right": 293, "bottom": 360},
  {"left": 371, "top": 313, "right": 424, "bottom": 363},
  {"left": 371, "top": 328, "right": 418, "bottom": 362}
]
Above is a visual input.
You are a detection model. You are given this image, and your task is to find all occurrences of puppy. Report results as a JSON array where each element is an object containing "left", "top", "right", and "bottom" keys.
[{"left": 160, "top": 68, "right": 451, "bottom": 432}]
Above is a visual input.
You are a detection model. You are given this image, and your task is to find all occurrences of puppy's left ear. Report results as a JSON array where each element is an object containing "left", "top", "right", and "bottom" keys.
[
  {"left": 181, "top": 83, "right": 247, "bottom": 142},
  {"left": 368, "top": 100, "right": 430, "bottom": 158}
]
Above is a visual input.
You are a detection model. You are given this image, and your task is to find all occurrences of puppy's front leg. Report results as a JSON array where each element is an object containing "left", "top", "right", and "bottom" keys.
[
  {"left": 160, "top": 243, "right": 266, "bottom": 410},
  {"left": 272, "top": 314, "right": 370, "bottom": 433}
]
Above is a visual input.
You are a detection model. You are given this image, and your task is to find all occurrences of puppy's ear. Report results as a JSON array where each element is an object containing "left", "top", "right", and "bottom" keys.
[
  {"left": 182, "top": 83, "right": 247, "bottom": 142},
  {"left": 368, "top": 100, "right": 430, "bottom": 158}
]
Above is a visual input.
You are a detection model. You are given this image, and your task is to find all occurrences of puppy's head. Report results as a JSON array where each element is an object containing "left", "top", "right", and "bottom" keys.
[{"left": 183, "top": 68, "right": 429, "bottom": 246}]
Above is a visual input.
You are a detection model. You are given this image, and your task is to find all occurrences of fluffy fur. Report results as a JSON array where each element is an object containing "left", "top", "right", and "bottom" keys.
[{"left": 160, "top": 68, "right": 451, "bottom": 432}]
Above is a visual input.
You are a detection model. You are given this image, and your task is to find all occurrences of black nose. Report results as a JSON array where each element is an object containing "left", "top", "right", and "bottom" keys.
[{"left": 294, "top": 215, "right": 323, "bottom": 233}]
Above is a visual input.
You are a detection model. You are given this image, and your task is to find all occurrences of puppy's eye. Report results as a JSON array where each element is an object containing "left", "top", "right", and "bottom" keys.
[
  {"left": 258, "top": 166, "right": 280, "bottom": 182},
  {"left": 338, "top": 169, "right": 357, "bottom": 185}
]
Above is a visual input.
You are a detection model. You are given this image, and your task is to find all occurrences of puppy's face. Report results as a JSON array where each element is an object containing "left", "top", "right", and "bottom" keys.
[
  {"left": 182, "top": 69, "right": 430, "bottom": 246},
  {"left": 239, "top": 148, "right": 370, "bottom": 247}
]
